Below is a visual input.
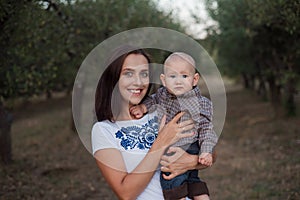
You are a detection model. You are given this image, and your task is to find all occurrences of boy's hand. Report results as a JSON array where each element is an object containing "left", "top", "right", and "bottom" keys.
[
  {"left": 129, "top": 105, "right": 145, "bottom": 119},
  {"left": 199, "top": 152, "right": 213, "bottom": 167}
]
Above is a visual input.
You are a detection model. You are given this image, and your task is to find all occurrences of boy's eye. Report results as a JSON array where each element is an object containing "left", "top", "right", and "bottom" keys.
[
  {"left": 169, "top": 75, "right": 176, "bottom": 78},
  {"left": 182, "top": 75, "right": 188, "bottom": 78}
]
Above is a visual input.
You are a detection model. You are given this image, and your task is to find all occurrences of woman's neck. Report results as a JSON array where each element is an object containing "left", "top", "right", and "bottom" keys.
[
  {"left": 116, "top": 114, "right": 132, "bottom": 121},
  {"left": 115, "top": 107, "right": 135, "bottom": 121}
]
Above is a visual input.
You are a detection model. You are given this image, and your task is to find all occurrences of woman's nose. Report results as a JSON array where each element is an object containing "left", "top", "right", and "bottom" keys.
[{"left": 133, "top": 75, "right": 143, "bottom": 85}]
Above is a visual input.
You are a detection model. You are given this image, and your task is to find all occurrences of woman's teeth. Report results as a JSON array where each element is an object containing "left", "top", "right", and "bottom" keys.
[{"left": 130, "top": 89, "right": 141, "bottom": 94}]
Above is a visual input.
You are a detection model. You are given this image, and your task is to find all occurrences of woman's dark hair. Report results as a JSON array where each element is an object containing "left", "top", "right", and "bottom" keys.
[{"left": 95, "top": 45, "right": 152, "bottom": 122}]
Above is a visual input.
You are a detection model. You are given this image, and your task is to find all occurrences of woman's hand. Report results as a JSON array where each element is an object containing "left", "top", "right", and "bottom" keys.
[
  {"left": 160, "top": 147, "right": 216, "bottom": 180},
  {"left": 156, "top": 112, "right": 195, "bottom": 148}
]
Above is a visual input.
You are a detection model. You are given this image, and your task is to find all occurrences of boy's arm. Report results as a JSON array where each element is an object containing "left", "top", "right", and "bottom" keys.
[
  {"left": 142, "top": 96, "right": 155, "bottom": 112},
  {"left": 198, "top": 108, "right": 217, "bottom": 166},
  {"left": 130, "top": 91, "right": 159, "bottom": 118},
  {"left": 130, "top": 86, "right": 165, "bottom": 119},
  {"left": 198, "top": 99, "right": 218, "bottom": 154},
  {"left": 142, "top": 90, "right": 161, "bottom": 113},
  {"left": 199, "top": 128, "right": 218, "bottom": 154}
]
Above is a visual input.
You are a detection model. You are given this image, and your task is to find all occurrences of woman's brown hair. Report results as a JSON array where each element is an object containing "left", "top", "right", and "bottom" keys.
[{"left": 95, "top": 45, "right": 152, "bottom": 122}]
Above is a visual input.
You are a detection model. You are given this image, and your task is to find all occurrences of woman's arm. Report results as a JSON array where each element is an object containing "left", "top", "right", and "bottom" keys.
[
  {"left": 94, "top": 144, "right": 164, "bottom": 200},
  {"left": 94, "top": 113, "right": 195, "bottom": 200},
  {"left": 160, "top": 146, "right": 217, "bottom": 180}
]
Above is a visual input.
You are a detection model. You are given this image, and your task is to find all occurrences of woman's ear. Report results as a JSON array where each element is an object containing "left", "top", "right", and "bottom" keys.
[
  {"left": 193, "top": 73, "right": 200, "bottom": 86},
  {"left": 160, "top": 74, "right": 166, "bottom": 87}
]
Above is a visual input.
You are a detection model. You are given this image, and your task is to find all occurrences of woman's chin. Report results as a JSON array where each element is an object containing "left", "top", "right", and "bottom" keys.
[
  {"left": 129, "top": 93, "right": 146, "bottom": 105},
  {"left": 129, "top": 99, "right": 142, "bottom": 106}
]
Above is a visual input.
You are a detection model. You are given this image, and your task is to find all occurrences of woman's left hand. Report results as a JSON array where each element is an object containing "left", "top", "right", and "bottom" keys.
[
  {"left": 159, "top": 146, "right": 197, "bottom": 180},
  {"left": 160, "top": 146, "right": 213, "bottom": 180}
]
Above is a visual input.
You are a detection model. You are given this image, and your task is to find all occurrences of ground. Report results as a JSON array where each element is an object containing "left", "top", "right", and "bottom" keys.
[{"left": 0, "top": 82, "right": 299, "bottom": 200}]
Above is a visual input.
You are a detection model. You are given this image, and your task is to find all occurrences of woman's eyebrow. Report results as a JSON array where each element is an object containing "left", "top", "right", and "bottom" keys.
[{"left": 122, "top": 67, "right": 134, "bottom": 71}]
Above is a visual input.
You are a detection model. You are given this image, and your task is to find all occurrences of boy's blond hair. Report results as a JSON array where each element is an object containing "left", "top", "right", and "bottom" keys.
[{"left": 164, "top": 52, "right": 196, "bottom": 68}]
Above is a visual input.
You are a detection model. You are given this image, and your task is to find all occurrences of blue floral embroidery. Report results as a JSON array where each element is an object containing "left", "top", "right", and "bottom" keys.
[
  {"left": 115, "top": 131, "right": 123, "bottom": 139},
  {"left": 115, "top": 116, "right": 158, "bottom": 150}
]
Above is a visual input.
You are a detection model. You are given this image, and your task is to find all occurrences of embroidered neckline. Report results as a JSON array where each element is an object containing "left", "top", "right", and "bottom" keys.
[{"left": 115, "top": 115, "right": 159, "bottom": 150}]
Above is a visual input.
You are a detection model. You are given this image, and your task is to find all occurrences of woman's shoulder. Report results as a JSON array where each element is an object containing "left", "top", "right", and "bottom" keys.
[
  {"left": 93, "top": 113, "right": 158, "bottom": 131},
  {"left": 93, "top": 120, "right": 113, "bottom": 128},
  {"left": 92, "top": 120, "right": 117, "bottom": 136},
  {"left": 91, "top": 120, "right": 120, "bottom": 154}
]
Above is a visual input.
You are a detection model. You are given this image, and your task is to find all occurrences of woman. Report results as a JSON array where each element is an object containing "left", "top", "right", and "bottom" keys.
[{"left": 92, "top": 45, "right": 211, "bottom": 199}]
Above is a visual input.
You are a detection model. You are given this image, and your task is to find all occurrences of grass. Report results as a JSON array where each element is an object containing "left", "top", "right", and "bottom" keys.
[
  {"left": 0, "top": 85, "right": 299, "bottom": 200},
  {"left": 201, "top": 88, "right": 300, "bottom": 200}
]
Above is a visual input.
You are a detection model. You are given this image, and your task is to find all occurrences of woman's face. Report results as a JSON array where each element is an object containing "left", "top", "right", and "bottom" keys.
[{"left": 118, "top": 54, "right": 149, "bottom": 107}]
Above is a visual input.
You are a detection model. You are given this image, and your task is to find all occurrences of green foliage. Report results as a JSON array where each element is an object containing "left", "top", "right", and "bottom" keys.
[
  {"left": 0, "top": 0, "right": 183, "bottom": 105},
  {"left": 205, "top": 0, "right": 256, "bottom": 77},
  {"left": 1, "top": 0, "right": 74, "bottom": 101},
  {"left": 205, "top": 0, "right": 299, "bottom": 115}
]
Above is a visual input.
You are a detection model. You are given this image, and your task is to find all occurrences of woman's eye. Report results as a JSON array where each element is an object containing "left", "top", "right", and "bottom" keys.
[
  {"left": 141, "top": 71, "right": 149, "bottom": 78},
  {"left": 124, "top": 72, "right": 133, "bottom": 77}
]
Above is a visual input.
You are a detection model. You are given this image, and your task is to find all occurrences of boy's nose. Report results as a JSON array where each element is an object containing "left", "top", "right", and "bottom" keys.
[{"left": 175, "top": 78, "right": 182, "bottom": 84}]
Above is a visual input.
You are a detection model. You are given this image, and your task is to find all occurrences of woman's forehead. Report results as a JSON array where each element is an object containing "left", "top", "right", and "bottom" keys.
[{"left": 122, "top": 54, "right": 149, "bottom": 70}]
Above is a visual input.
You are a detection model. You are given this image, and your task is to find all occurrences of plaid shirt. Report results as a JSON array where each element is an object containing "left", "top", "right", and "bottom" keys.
[{"left": 143, "top": 86, "right": 218, "bottom": 153}]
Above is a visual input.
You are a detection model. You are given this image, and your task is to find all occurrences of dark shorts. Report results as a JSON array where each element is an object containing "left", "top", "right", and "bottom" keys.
[{"left": 160, "top": 141, "right": 209, "bottom": 199}]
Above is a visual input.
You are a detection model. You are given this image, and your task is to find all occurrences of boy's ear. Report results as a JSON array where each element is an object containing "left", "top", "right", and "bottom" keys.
[
  {"left": 193, "top": 73, "right": 200, "bottom": 86},
  {"left": 160, "top": 74, "right": 166, "bottom": 87}
]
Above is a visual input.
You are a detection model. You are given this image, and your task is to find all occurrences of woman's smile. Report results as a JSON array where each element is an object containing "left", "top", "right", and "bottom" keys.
[
  {"left": 128, "top": 88, "right": 146, "bottom": 99},
  {"left": 129, "top": 89, "right": 143, "bottom": 94}
]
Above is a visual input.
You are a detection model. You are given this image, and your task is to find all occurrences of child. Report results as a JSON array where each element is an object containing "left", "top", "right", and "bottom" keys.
[{"left": 130, "top": 52, "right": 218, "bottom": 200}]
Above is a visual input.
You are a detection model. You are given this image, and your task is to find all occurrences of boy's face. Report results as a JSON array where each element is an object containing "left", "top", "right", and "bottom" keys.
[{"left": 160, "top": 58, "right": 199, "bottom": 96}]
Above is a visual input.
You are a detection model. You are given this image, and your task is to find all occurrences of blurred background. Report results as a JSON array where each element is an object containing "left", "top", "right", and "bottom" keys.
[{"left": 0, "top": 0, "right": 299, "bottom": 199}]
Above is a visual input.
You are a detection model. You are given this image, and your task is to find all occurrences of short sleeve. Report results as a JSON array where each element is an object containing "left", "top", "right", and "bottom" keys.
[{"left": 91, "top": 122, "right": 119, "bottom": 155}]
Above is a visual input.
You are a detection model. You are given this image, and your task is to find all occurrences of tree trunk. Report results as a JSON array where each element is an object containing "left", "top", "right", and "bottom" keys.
[
  {"left": 46, "top": 90, "right": 52, "bottom": 99},
  {"left": 256, "top": 73, "right": 267, "bottom": 100},
  {"left": 0, "top": 104, "right": 13, "bottom": 164},
  {"left": 249, "top": 74, "right": 255, "bottom": 90},
  {"left": 267, "top": 75, "right": 283, "bottom": 117},
  {"left": 284, "top": 77, "right": 297, "bottom": 116},
  {"left": 242, "top": 73, "right": 250, "bottom": 89},
  {"left": 242, "top": 73, "right": 256, "bottom": 90}
]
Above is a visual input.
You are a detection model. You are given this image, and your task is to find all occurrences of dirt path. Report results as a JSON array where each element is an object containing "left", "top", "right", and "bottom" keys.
[
  {"left": 201, "top": 85, "right": 299, "bottom": 200},
  {"left": 1, "top": 83, "right": 299, "bottom": 200}
]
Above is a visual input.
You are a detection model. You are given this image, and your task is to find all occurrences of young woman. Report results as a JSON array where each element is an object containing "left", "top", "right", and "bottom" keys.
[{"left": 92, "top": 45, "right": 211, "bottom": 200}]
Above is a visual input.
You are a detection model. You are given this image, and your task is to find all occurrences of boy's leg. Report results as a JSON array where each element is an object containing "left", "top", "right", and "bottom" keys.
[
  {"left": 160, "top": 145, "right": 190, "bottom": 199},
  {"left": 186, "top": 142, "right": 210, "bottom": 198},
  {"left": 187, "top": 170, "right": 209, "bottom": 198},
  {"left": 193, "top": 194, "right": 210, "bottom": 200},
  {"left": 160, "top": 172, "right": 188, "bottom": 200}
]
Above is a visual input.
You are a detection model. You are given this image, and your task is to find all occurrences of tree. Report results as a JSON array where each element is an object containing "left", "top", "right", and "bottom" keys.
[
  {"left": 0, "top": 0, "right": 185, "bottom": 163},
  {"left": 247, "top": 0, "right": 300, "bottom": 115},
  {"left": 204, "top": 0, "right": 299, "bottom": 116}
]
